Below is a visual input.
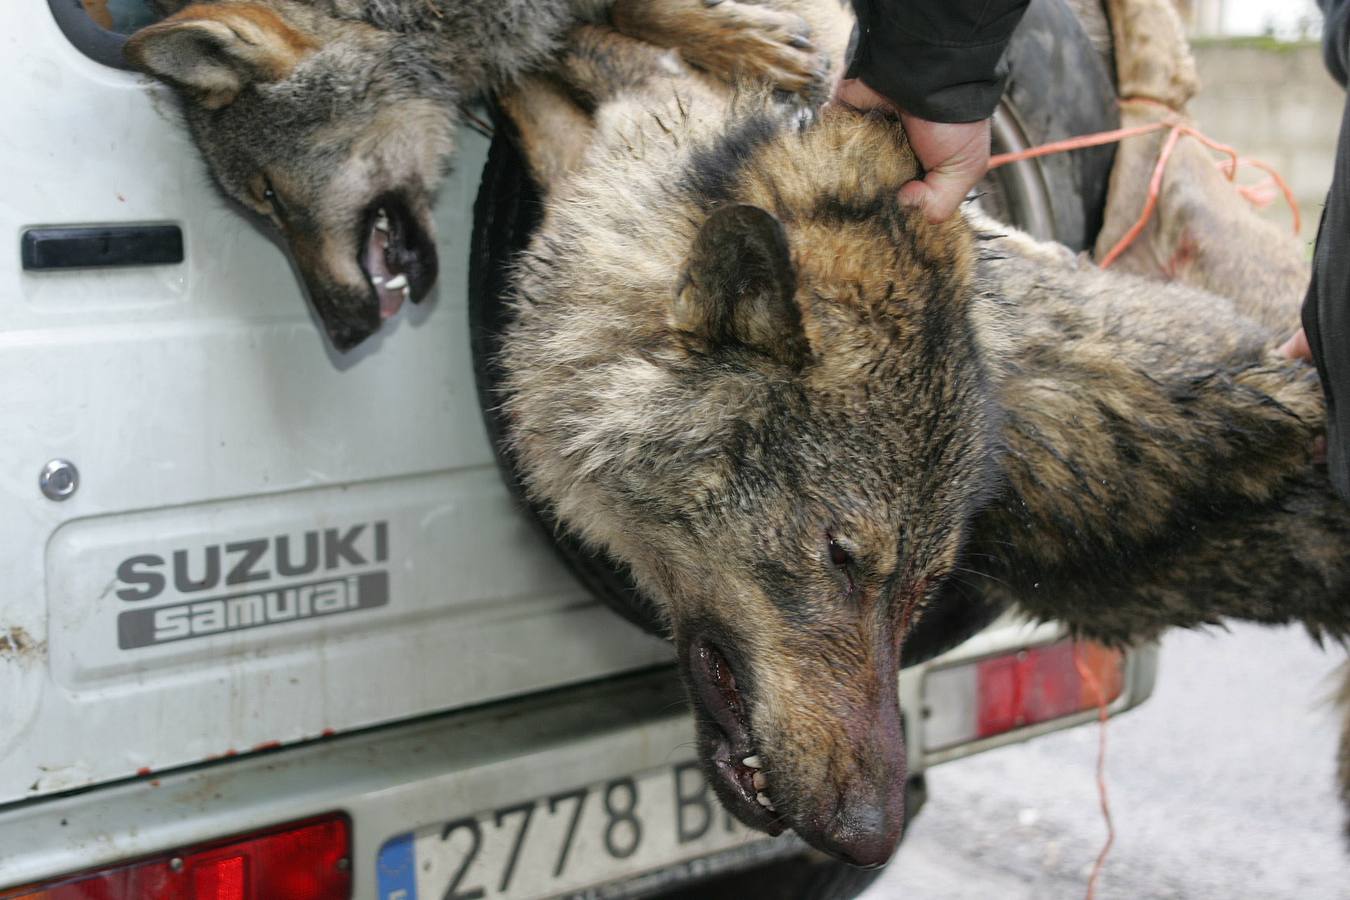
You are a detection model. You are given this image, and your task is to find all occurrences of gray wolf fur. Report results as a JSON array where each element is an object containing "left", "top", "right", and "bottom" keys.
[
  {"left": 497, "top": 0, "right": 1350, "bottom": 865},
  {"left": 125, "top": 0, "right": 821, "bottom": 350}
]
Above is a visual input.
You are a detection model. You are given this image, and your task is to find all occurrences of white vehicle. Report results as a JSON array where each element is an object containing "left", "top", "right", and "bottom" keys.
[{"left": 0, "top": 2, "right": 1156, "bottom": 898}]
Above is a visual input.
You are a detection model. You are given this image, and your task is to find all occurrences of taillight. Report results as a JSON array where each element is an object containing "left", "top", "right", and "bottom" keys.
[
  {"left": 1, "top": 814, "right": 350, "bottom": 900},
  {"left": 923, "top": 639, "right": 1124, "bottom": 751}
]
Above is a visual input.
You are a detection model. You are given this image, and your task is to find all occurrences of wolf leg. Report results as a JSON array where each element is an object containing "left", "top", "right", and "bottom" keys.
[
  {"left": 544, "top": 24, "right": 693, "bottom": 107},
  {"left": 499, "top": 24, "right": 713, "bottom": 190},
  {"left": 611, "top": 0, "right": 825, "bottom": 97},
  {"left": 497, "top": 73, "right": 597, "bottom": 190}
]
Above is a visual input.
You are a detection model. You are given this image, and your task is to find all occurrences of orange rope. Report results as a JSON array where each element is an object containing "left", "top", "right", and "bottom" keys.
[
  {"left": 1074, "top": 646, "right": 1115, "bottom": 900},
  {"left": 986, "top": 99, "right": 1300, "bottom": 270},
  {"left": 988, "top": 118, "right": 1177, "bottom": 168},
  {"left": 1097, "top": 123, "right": 1187, "bottom": 269}
]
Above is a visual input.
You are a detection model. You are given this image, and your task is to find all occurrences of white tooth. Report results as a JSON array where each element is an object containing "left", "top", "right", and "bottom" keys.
[
  {"left": 752, "top": 772, "right": 768, "bottom": 791},
  {"left": 756, "top": 792, "right": 773, "bottom": 808},
  {"left": 372, "top": 275, "right": 385, "bottom": 286},
  {"left": 384, "top": 273, "right": 408, "bottom": 290},
  {"left": 742, "top": 755, "right": 762, "bottom": 769},
  {"left": 374, "top": 209, "right": 390, "bottom": 232},
  {"left": 402, "top": 285, "right": 411, "bottom": 299}
]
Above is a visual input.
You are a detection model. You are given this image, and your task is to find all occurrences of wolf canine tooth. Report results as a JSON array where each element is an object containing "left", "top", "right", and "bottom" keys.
[
  {"left": 374, "top": 209, "right": 390, "bottom": 232},
  {"left": 384, "top": 273, "right": 409, "bottom": 290},
  {"left": 756, "top": 792, "right": 773, "bottom": 809},
  {"left": 752, "top": 771, "right": 767, "bottom": 790},
  {"left": 742, "top": 755, "right": 762, "bottom": 768}
]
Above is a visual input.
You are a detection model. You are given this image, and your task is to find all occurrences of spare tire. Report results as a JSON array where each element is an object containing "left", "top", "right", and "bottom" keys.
[{"left": 469, "top": 0, "right": 1117, "bottom": 668}]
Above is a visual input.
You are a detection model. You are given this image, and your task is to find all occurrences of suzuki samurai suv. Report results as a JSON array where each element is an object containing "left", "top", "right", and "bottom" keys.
[{"left": 0, "top": 2, "right": 1156, "bottom": 898}]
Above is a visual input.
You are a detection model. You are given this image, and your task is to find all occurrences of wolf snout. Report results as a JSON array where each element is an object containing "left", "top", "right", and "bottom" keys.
[
  {"left": 289, "top": 195, "right": 440, "bottom": 351},
  {"left": 360, "top": 196, "right": 439, "bottom": 322},
  {"left": 796, "top": 786, "right": 905, "bottom": 868},
  {"left": 790, "top": 708, "right": 907, "bottom": 867}
]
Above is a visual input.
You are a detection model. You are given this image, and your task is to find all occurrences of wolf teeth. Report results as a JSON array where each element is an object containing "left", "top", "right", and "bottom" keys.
[
  {"left": 384, "top": 273, "right": 409, "bottom": 290},
  {"left": 374, "top": 209, "right": 390, "bottom": 232},
  {"left": 742, "top": 755, "right": 762, "bottom": 769},
  {"left": 756, "top": 792, "right": 774, "bottom": 810},
  {"left": 752, "top": 771, "right": 767, "bottom": 791}
]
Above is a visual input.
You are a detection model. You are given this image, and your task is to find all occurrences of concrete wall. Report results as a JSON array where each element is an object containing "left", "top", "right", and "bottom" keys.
[{"left": 1186, "top": 39, "right": 1344, "bottom": 229}]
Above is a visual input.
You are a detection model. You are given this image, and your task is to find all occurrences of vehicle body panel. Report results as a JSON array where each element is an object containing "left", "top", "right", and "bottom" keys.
[{"left": 0, "top": 2, "right": 668, "bottom": 806}]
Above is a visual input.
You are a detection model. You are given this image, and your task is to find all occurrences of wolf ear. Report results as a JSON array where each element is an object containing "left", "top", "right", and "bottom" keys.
[
  {"left": 125, "top": 3, "right": 316, "bottom": 109},
  {"left": 674, "top": 204, "right": 807, "bottom": 368}
]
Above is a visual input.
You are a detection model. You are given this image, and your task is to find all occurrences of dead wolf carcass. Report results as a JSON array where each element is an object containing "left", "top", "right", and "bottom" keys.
[
  {"left": 123, "top": 0, "right": 820, "bottom": 350},
  {"left": 495, "top": 0, "right": 1350, "bottom": 867}
]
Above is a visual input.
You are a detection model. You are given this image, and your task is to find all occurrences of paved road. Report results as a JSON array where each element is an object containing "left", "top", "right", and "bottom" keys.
[{"left": 862, "top": 624, "right": 1350, "bottom": 899}]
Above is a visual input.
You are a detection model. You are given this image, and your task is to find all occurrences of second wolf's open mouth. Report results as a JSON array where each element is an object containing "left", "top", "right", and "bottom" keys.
[
  {"left": 689, "top": 638, "right": 784, "bottom": 833},
  {"left": 359, "top": 196, "right": 436, "bottom": 320}
]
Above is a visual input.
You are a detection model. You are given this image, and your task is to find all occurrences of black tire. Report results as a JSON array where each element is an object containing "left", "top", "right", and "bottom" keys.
[
  {"left": 469, "top": 0, "right": 1117, "bottom": 667},
  {"left": 468, "top": 2, "right": 1114, "bottom": 897},
  {"left": 982, "top": 0, "right": 1119, "bottom": 252},
  {"left": 470, "top": 109, "right": 1007, "bottom": 659}
]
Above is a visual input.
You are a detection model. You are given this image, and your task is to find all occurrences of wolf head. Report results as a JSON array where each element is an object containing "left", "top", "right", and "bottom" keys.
[
  {"left": 504, "top": 106, "right": 1002, "bottom": 865},
  {"left": 126, "top": 2, "right": 456, "bottom": 350}
]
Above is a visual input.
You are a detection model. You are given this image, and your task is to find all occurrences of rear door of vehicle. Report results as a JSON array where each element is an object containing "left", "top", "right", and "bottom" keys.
[{"left": 0, "top": 0, "right": 671, "bottom": 807}]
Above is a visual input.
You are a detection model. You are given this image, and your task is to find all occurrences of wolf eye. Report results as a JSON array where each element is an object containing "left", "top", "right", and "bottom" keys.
[
  {"left": 826, "top": 534, "right": 857, "bottom": 598},
  {"left": 827, "top": 535, "right": 853, "bottom": 568},
  {"left": 251, "top": 174, "right": 285, "bottom": 219}
]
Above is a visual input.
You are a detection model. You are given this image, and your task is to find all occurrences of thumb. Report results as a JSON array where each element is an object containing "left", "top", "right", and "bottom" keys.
[{"left": 898, "top": 171, "right": 966, "bottom": 223}]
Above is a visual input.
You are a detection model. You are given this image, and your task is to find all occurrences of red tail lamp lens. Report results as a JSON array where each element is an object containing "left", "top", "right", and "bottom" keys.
[
  {"left": 1, "top": 814, "right": 350, "bottom": 900},
  {"left": 923, "top": 639, "right": 1125, "bottom": 751},
  {"left": 976, "top": 640, "right": 1123, "bottom": 738}
]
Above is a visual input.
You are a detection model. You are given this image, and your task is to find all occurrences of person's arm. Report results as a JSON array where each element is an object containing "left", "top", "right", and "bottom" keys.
[
  {"left": 835, "top": 0, "right": 1029, "bottom": 222},
  {"left": 1282, "top": 0, "right": 1350, "bottom": 364},
  {"left": 846, "top": 0, "right": 1030, "bottom": 123}
]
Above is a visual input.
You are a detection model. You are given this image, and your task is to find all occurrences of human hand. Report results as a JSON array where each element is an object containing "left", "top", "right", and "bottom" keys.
[
  {"left": 831, "top": 78, "right": 991, "bottom": 223},
  {"left": 1280, "top": 328, "right": 1312, "bottom": 363},
  {"left": 1279, "top": 327, "right": 1328, "bottom": 461}
]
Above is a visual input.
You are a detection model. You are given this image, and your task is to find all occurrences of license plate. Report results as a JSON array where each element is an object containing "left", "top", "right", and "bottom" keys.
[{"left": 377, "top": 761, "right": 780, "bottom": 899}]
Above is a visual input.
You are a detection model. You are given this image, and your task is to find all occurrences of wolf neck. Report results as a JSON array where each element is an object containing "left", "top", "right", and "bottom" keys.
[{"left": 963, "top": 234, "right": 1346, "bottom": 643}]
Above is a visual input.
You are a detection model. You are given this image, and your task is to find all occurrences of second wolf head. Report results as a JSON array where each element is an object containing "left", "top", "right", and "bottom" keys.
[{"left": 125, "top": 1, "right": 482, "bottom": 350}]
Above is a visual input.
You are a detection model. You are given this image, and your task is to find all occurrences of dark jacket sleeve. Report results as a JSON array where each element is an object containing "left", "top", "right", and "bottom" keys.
[
  {"left": 845, "top": 0, "right": 1030, "bottom": 123},
  {"left": 1300, "top": 0, "right": 1350, "bottom": 499}
]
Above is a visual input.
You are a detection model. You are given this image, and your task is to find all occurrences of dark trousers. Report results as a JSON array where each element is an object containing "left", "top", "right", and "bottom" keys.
[{"left": 1302, "top": 86, "right": 1350, "bottom": 501}]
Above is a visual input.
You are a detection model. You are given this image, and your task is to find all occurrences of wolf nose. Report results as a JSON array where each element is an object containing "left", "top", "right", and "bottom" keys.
[{"left": 816, "top": 800, "right": 903, "bottom": 869}]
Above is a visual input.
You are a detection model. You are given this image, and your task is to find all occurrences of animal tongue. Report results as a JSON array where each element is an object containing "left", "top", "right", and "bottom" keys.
[{"left": 364, "top": 208, "right": 407, "bottom": 320}]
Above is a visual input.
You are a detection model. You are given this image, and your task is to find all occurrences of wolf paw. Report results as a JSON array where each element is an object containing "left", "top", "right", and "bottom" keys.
[
  {"left": 692, "top": 2, "right": 823, "bottom": 93},
  {"left": 614, "top": 0, "right": 825, "bottom": 96}
]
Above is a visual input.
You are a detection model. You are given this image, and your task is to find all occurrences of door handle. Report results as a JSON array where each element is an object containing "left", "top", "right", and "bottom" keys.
[{"left": 21, "top": 225, "right": 184, "bottom": 271}]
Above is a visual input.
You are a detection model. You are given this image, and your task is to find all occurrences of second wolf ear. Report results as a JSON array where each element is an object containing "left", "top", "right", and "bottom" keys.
[
  {"left": 674, "top": 205, "right": 807, "bottom": 369},
  {"left": 125, "top": 3, "right": 316, "bottom": 109}
]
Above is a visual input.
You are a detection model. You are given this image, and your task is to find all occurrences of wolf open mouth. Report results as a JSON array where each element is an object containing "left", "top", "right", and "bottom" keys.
[
  {"left": 689, "top": 638, "right": 785, "bottom": 835},
  {"left": 359, "top": 195, "right": 437, "bottom": 320}
]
